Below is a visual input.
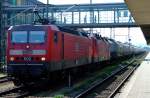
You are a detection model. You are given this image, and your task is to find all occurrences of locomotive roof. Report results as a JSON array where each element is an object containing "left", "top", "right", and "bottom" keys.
[
  {"left": 8, "top": 24, "right": 50, "bottom": 31},
  {"left": 9, "top": 24, "right": 89, "bottom": 37}
]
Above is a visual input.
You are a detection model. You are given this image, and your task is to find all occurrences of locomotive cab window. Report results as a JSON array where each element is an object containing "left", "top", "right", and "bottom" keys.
[
  {"left": 29, "top": 31, "right": 46, "bottom": 43},
  {"left": 11, "top": 31, "right": 27, "bottom": 43}
]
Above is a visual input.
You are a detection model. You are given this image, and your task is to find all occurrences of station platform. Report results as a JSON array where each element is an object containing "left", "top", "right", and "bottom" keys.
[{"left": 115, "top": 53, "right": 150, "bottom": 98}]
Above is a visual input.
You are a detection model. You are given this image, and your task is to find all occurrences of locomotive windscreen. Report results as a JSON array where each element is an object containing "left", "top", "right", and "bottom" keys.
[
  {"left": 12, "top": 31, "right": 27, "bottom": 43},
  {"left": 29, "top": 31, "right": 45, "bottom": 43},
  {"left": 11, "top": 31, "right": 46, "bottom": 43}
]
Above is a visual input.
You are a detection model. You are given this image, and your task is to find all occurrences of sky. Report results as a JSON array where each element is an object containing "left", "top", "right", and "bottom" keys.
[{"left": 38, "top": 0, "right": 147, "bottom": 47}]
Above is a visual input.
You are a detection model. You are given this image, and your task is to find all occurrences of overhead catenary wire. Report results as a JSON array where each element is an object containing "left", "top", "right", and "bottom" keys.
[
  {"left": 6, "top": 0, "right": 43, "bottom": 21},
  {"left": 7, "top": 7, "right": 36, "bottom": 22},
  {"left": 6, "top": 3, "right": 77, "bottom": 23}
]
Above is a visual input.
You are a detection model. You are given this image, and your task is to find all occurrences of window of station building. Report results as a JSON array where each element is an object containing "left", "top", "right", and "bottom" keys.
[
  {"left": 117, "top": 11, "right": 121, "bottom": 17},
  {"left": 123, "top": 11, "right": 128, "bottom": 17}
]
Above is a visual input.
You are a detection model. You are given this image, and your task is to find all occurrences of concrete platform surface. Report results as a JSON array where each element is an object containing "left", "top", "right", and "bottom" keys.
[{"left": 115, "top": 53, "right": 150, "bottom": 98}]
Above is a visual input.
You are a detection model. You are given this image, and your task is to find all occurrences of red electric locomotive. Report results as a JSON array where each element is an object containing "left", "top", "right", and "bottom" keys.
[{"left": 7, "top": 24, "right": 96, "bottom": 83}]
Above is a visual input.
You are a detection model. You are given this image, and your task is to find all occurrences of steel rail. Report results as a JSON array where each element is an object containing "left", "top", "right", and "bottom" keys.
[
  {"left": 74, "top": 60, "right": 136, "bottom": 98},
  {"left": 0, "top": 76, "right": 10, "bottom": 83},
  {"left": 107, "top": 64, "right": 139, "bottom": 98}
]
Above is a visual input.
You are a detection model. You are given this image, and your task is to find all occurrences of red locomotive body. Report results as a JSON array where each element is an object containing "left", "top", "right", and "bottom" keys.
[
  {"left": 7, "top": 25, "right": 94, "bottom": 80},
  {"left": 91, "top": 36, "right": 110, "bottom": 63}
]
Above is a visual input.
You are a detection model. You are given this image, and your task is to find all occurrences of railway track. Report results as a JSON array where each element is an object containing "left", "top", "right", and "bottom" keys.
[
  {"left": 0, "top": 80, "right": 55, "bottom": 98},
  {"left": 0, "top": 63, "right": 140, "bottom": 98},
  {"left": 107, "top": 64, "right": 138, "bottom": 98},
  {"left": 0, "top": 85, "right": 30, "bottom": 98},
  {"left": 0, "top": 76, "right": 11, "bottom": 83},
  {"left": 71, "top": 59, "right": 143, "bottom": 98},
  {"left": 42, "top": 54, "right": 145, "bottom": 98},
  {"left": 64, "top": 56, "right": 143, "bottom": 98}
]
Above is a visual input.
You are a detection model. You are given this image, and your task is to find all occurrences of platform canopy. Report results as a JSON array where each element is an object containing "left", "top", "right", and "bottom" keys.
[{"left": 125, "top": 0, "right": 150, "bottom": 44}]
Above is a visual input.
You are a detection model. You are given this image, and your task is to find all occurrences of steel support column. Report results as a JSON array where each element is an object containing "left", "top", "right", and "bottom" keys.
[{"left": 0, "top": 0, "right": 2, "bottom": 64}]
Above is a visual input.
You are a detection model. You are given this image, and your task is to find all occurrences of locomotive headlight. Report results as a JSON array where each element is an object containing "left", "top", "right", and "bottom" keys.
[
  {"left": 10, "top": 57, "right": 14, "bottom": 61},
  {"left": 41, "top": 57, "right": 46, "bottom": 61}
]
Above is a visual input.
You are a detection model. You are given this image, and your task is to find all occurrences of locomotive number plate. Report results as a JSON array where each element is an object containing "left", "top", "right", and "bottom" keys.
[
  {"left": 23, "top": 50, "right": 32, "bottom": 54},
  {"left": 24, "top": 57, "right": 32, "bottom": 61}
]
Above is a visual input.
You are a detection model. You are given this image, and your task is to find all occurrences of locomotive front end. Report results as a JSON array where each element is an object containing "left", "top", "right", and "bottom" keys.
[{"left": 7, "top": 25, "right": 49, "bottom": 82}]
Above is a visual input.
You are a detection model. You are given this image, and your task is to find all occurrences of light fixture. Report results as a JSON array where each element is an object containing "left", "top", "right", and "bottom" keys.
[
  {"left": 10, "top": 57, "right": 14, "bottom": 61},
  {"left": 41, "top": 57, "right": 46, "bottom": 61}
]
